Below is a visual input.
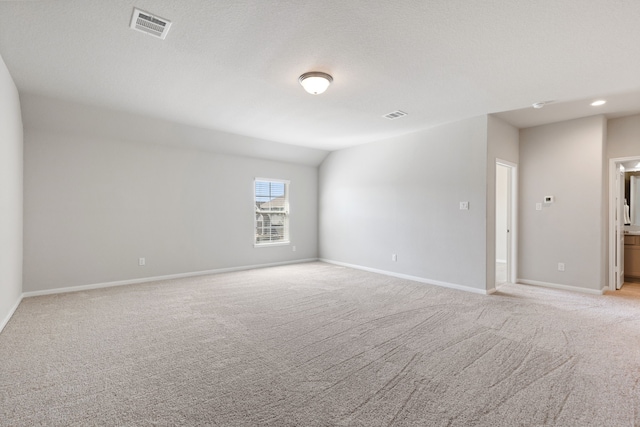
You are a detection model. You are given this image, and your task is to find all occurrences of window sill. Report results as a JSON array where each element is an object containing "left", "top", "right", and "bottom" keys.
[{"left": 254, "top": 241, "right": 290, "bottom": 248}]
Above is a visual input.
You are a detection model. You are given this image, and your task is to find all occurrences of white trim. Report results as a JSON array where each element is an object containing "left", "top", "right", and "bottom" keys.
[
  {"left": 517, "top": 278, "right": 605, "bottom": 295},
  {"left": 254, "top": 241, "right": 290, "bottom": 248},
  {"left": 0, "top": 294, "right": 23, "bottom": 334},
  {"left": 495, "top": 259, "right": 507, "bottom": 264},
  {"left": 632, "top": 176, "right": 638, "bottom": 226},
  {"left": 22, "top": 259, "right": 318, "bottom": 298},
  {"left": 495, "top": 159, "right": 518, "bottom": 168},
  {"left": 320, "top": 258, "right": 491, "bottom": 295},
  {"left": 254, "top": 177, "right": 290, "bottom": 184}
]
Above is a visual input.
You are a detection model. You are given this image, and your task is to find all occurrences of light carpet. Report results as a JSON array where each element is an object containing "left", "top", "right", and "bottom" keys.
[{"left": 1, "top": 262, "right": 640, "bottom": 426}]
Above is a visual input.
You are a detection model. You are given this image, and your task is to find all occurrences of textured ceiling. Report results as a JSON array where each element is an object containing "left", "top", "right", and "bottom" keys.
[{"left": 1, "top": 0, "right": 640, "bottom": 151}]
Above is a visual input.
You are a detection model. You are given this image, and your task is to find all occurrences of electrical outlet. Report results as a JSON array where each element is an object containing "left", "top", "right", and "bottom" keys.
[
  {"left": 392, "top": 254, "right": 397, "bottom": 262},
  {"left": 536, "top": 203, "right": 542, "bottom": 211},
  {"left": 292, "top": 246, "right": 296, "bottom": 252},
  {"left": 459, "top": 201, "right": 469, "bottom": 210},
  {"left": 558, "top": 262, "right": 565, "bottom": 272},
  {"left": 139, "top": 257, "right": 145, "bottom": 266}
]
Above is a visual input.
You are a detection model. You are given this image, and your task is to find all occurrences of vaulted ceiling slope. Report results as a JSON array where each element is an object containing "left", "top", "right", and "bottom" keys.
[{"left": 1, "top": 0, "right": 640, "bottom": 151}]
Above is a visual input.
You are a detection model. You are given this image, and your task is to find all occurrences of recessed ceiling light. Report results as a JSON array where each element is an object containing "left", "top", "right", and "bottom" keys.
[
  {"left": 591, "top": 100, "right": 606, "bottom": 106},
  {"left": 298, "top": 72, "right": 333, "bottom": 95}
]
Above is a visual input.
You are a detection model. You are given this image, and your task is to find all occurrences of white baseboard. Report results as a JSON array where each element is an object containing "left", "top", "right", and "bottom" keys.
[
  {"left": 517, "top": 278, "right": 605, "bottom": 295},
  {"left": 0, "top": 294, "right": 23, "bottom": 334},
  {"left": 22, "top": 258, "right": 318, "bottom": 298},
  {"left": 319, "top": 258, "right": 491, "bottom": 295}
]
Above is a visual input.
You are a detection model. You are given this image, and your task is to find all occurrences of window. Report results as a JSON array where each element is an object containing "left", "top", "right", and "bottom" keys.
[{"left": 254, "top": 179, "right": 289, "bottom": 245}]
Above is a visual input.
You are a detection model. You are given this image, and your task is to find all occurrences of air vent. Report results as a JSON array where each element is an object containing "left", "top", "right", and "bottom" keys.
[
  {"left": 130, "top": 8, "right": 171, "bottom": 39},
  {"left": 383, "top": 110, "right": 408, "bottom": 120}
]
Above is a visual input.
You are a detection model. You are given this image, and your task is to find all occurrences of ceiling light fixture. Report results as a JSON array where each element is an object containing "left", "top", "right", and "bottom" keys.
[
  {"left": 299, "top": 72, "right": 333, "bottom": 95},
  {"left": 591, "top": 100, "right": 606, "bottom": 106}
]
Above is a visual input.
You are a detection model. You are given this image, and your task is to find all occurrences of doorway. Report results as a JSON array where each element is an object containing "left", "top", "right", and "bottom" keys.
[
  {"left": 609, "top": 156, "right": 640, "bottom": 291},
  {"left": 496, "top": 160, "right": 517, "bottom": 287}
]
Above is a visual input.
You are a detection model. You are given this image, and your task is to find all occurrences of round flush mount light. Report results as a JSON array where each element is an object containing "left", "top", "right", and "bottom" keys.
[
  {"left": 299, "top": 72, "right": 333, "bottom": 95},
  {"left": 591, "top": 100, "right": 606, "bottom": 106}
]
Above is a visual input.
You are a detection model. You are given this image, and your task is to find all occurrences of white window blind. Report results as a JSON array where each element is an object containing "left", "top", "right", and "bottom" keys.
[{"left": 255, "top": 179, "right": 289, "bottom": 245}]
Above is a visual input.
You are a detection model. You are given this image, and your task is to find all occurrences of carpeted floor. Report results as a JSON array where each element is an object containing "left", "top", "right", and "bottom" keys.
[{"left": 1, "top": 262, "right": 640, "bottom": 426}]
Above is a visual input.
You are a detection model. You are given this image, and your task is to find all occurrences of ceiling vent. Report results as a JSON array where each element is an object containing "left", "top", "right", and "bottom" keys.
[
  {"left": 130, "top": 8, "right": 171, "bottom": 39},
  {"left": 383, "top": 110, "right": 408, "bottom": 120}
]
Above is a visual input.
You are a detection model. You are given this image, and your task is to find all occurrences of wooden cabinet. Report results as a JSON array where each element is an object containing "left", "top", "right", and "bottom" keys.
[{"left": 625, "top": 235, "right": 640, "bottom": 279}]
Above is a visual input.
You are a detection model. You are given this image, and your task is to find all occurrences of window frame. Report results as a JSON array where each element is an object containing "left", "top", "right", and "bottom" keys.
[{"left": 253, "top": 178, "right": 290, "bottom": 247}]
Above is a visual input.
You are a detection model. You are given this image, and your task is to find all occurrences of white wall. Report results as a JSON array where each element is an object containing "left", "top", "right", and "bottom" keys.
[
  {"left": 607, "top": 114, "right": 640, "bottom": 160},
  {"left": 23, "top": 101, "right": 319, "bottom": 292},
  {"left": 319, "top": 116, "right": 489, "bottom": 292},
  {"left": 486, "top": 116, "right": 519, "bottom": 289},
  {"left": 21, "top": 94, "right": 328, "bottom": 167},
  {"left": 0, "top": 54, "right": 23, "bottom": 332},
  {"left": 519, "top": 116, "right": 606, "bottom": 292}
]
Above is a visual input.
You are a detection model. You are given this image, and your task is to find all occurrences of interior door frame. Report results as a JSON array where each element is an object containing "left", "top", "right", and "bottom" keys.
[
  {"left": 496, "top": 159, "right": 518, "bottom": 285},
  {"left": 608, "top": 156, "right": 640, "bottom": 290}
]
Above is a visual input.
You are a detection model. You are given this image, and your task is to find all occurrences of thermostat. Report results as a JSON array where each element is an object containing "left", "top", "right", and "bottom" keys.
[{"left": 544, "top": 196, "right": 555, "bottom": 203}]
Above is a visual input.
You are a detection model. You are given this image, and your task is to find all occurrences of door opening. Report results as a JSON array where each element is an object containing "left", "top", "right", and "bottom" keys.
[
  {"left": 610, "top": 156, "right": 640, "bottom": 291},
  {"left": 496, "top": 160, "right": 517, "bottom": 287}
]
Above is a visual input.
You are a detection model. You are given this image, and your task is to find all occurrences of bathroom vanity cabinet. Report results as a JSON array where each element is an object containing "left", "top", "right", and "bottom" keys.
[{"left": 625, "top": 234, "right": 640, "bottom": 279}]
